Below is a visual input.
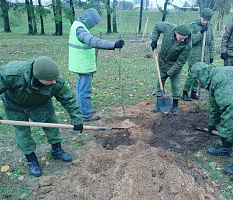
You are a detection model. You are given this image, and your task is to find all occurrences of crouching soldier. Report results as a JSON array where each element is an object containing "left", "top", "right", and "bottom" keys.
[
  {"left": 191, "top": 62, "right": 233, "bottom": 174},
  {"left": 0, "top": 56, "right": 83, "bottom": 177}
]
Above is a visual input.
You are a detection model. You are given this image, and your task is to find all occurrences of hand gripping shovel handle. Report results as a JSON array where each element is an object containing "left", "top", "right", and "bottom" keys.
[
  {"left": 153, "top": 49, "right": 164, "bottom": 96},
  {"left": 0, "top": 119, "right": 126, "bottom": 131}
]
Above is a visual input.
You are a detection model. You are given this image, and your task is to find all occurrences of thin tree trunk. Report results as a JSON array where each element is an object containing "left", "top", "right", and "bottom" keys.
[
  {"left": 138, "top": 0, "right": 143, "bottom": 34},
  {"left": 162, "top": 0, "right": 168, "bottom": 21},
  {"left": 38, "top": 0, "right": 45, "bottom": 34},
  {"left": 30, "top": 0, "right": 37, "bottom": 33},
  {"left": 70, "top": 0, "right": 75, "bottom": 25},
  {"left": 25, "top": 0, "right": 34, "bottom": 34},
  {"left": 107, "top": 0, "right": 112, "bottom": 33},
  {"left": 1, "top": 0, "right": 11, "bottom": 32},
  {"left": 52, "top": 0, "right": 58, "bottom": 34},
  {"left": 57, "top": 0, "right": 62, "bottom": 35},
  {"left": 112, "top": 0, "right": 118, "bottom": 33},
  {"left": 52, "top": 0, "right": 62, "bottom": 35}
]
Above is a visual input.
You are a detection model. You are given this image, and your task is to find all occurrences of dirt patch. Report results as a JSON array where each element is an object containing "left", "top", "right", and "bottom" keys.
[
  {"left": 34, "top": 100, "right": 223, "bottom": 200},
  {"left": 149, "top": 109, "right": 218, "bottom": 154}
]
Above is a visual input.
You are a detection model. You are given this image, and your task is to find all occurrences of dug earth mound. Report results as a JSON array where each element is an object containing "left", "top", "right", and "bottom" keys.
[{"left": 35, "top": 100, "right": 223, "bottom": 199}]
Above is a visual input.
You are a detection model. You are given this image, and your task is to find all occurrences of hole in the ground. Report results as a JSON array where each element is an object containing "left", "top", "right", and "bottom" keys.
[
  {"left": 148, "top": 109, "right": 218, "bottom": 154},
  {"left": 95, "top": 131, "right": 135, "bottom": 150}
]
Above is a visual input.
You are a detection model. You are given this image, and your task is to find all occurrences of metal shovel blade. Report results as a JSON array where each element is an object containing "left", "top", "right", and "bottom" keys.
[{"left": 157, "top": 96, "right": 171, "bottom": 114}]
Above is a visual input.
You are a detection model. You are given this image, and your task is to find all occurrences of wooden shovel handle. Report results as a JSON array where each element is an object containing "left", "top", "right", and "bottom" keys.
[
  {"left": 153, "top": 49, "right": 163, "bottom": 91},
  {"left": 201, "top": 31, "right": 206, "bottom": 62},
  {"left": 0, "top": 120, "right": 107, "bottom": 131},
  {"left": 198, "top": 31, "right": 206, "bottom": 107}
]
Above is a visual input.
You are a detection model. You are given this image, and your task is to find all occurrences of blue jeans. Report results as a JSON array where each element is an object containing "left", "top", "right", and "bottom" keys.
[{"left": 77, "top": 74, "right": 93, "bottom": 118}]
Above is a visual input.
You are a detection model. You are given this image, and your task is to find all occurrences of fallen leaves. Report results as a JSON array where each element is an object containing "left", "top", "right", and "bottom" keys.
[{"left": 1, "top": 165, "right": 10, "bottom": 172}]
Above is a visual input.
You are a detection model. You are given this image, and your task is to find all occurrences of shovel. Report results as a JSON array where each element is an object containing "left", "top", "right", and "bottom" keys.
[
  {"left": 153, "top": 49, "right": 171, "bottom": 114},
  {"left": 196, "top": 127, "right": 218, "bottom": 136},
  {"left": 198, "top": 31, "right": 207, "bottom": 108},
  {"left": 0, "top": 119, "right": 127, "bottom": 131}
]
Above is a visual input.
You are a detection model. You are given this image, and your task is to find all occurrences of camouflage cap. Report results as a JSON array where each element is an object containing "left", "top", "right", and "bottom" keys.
[
  {"left": 191, "top": 62, "right": 214, "bottom": 90},
  {"left": 176, "top": 24, "right": 191, "bottom": 36},
  {"left": 200, "top": 8, "right": 213, "bottom": 20},
  {"left": 33, "top": 56, "right": 59, "bottom": 80}
]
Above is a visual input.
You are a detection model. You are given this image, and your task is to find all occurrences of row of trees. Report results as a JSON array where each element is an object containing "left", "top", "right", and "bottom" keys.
[
  {"left": 0, "top": 0, "right": 138, "bottom": 35},
  {"left": 1, "top": 0, "right": 232, "bottom": 35},
  {"left": 158, "top": 0, "right": 232, "bottom": 30}
]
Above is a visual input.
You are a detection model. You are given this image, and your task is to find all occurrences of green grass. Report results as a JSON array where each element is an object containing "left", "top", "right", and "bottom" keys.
[{"left": 0, "top": 9, "right": 232, "bottom": 199}]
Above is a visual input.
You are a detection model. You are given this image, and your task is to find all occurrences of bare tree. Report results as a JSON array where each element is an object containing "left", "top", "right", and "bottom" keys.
[
  {"left": 1, "top": 0, "right": 11, "bottom": 32},
  {"left": 25, "top": 0, "right": 34, "bottom": 34},
  {"left": 157, "top": 0, "right": 176, "bottom": 22},
  {"left": 213, "top": 0, "right": 231, "bottom": 31},
  {"left": 106, "top": 0, "right": 112, "bottom": 33},
  {"left": 70, "top": 0, "right": 75, "bottom": 24},
  {"left": 30, "top": 0, "right": 37, "bottom": 33},
  {"left": 112, "top": 0, "right": 118, "bottom": 33},
  {"left": 162, "top": 0, "right": 168, "bottom": 21},
  {"left": 138, "top": 0, "right": 143, "bottom": 33},
  {"left": 52, "top": 0, "right": 62, "bottom": 35},
  {"left": 37, "top": 0, "right": 45, "bottom": 34}
]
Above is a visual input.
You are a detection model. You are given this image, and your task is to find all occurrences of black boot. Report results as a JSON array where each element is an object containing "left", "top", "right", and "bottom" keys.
[
  {"left": 225, "top": 165, "right": 233, "bottom": 175},
  {"left": 207, "top": 137, "right": 232, "bottom": 157},
  {"left": 25, "top": 152, "right": 42, "bottom": 177},
  {"left": 152, "top": 97, "right": 160, "bottom": 112},
  {"left": 51, "top": 142, "right": 72, "bottom": 162},
  {"left": 190, "top": 90, "right": 199, "bottom": 100},
  {"left": 172, "top": 99, "right": 179, "bottom": 115},
  {"left": 182, "top": 91, "right": 192, "bottom": 101}
]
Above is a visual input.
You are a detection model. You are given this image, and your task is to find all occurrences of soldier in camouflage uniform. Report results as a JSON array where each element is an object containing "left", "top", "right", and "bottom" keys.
[
  {"left": 151, "top": 23, "right": 192, "bottom": 114},
  {"left": 0, "top": 56, "right": 83, "bottom": 177},
  {"left": 221, "top": 20, "right": 233, "bottom": 66},
  {"left": 183, "top": 8, "right": 214, "bottom": 101},
  {"left": 191, "top": 62, "right": 233, "bottom": 175}
]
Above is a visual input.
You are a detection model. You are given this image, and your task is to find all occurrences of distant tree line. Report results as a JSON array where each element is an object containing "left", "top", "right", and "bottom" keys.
[
  {"left": 158, "top": 0, "right": 231, "bottom": 27},
  {"left": 0, "top": 0, "right": 143, "bottom": 35}
]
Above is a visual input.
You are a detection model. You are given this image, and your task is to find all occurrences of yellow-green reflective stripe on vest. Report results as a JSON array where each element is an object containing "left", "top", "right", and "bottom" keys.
[{"left": 69, "top": 21, "right": 96, "bottom": 73}]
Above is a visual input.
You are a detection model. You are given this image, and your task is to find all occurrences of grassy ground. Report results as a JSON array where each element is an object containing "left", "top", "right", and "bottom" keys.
[{"left": 0, "top": 9, "right": 232, "bottom": 199}]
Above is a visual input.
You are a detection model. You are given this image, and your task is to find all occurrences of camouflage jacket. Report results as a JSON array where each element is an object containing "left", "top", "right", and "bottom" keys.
[
  {"left": 151, "top": 22, "right": 192, "bottom": 76},
  {"left": 191, "top": 62, "right": 233, "bottom": 140},
  {"left": 0, "top": 59, "right": 83, "bottom": 125},
  {"left": 188, "top": 18, "right": 215, "bottom": 66},
  {"left": 221, "top": 21, "right": 233, "bottom": 56}
]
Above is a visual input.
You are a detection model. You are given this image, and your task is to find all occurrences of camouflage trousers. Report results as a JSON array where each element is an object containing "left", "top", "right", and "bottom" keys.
[
  {"left": 156, "top": 70, "right": 181, "bottom": 99},
  {"left": 4, "top": 100, "right": 62, "bottom": 155},
  {"left": 183, "top": 65, "right": 199, "bottom": 92},
  {"left": 209, "top": 104, "right": 233, "bottom": 144},
  {"left": 224, "top": 56, "right": 233, "bottom": 66}
]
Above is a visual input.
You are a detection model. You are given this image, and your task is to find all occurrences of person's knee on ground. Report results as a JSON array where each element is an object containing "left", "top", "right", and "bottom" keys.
[
  {"left": 51, "top": 142, "right": 72, "bottom": 162},
  {"left": 25, "top": 152, "right": 42, "bottom": 177}
]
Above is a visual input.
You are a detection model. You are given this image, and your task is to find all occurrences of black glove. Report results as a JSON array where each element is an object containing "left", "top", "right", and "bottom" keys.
[
  {"left": 161, "top": 73, "right": 169, "bottom": 82},
  {"left": 200, "top": 24, "right": 208, "bottom": 34},
  {"left": 73, "top": 124, "right": 83, "bottom": 133},
  {"left": 151, "top": 41, "right": 157, "bottom": 51},
  {"left": 221, "top": 53, "right": 227, "bottom": 60},
  {"left": 114, "top": 40, "right": 125, "bottom": 49},
  {"left": 208, "top": 125, "right": 217, "bottom": 135},
  {"left": 210, "top": 58, "right": 213, "bottom": 64}
]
